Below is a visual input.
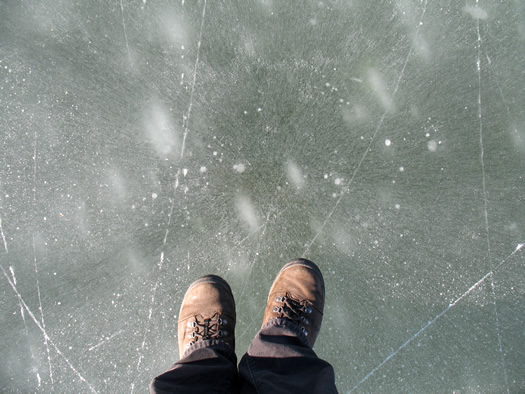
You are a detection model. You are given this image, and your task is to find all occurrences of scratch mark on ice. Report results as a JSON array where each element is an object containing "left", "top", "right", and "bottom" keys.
[{"left": 1, "top": 264, "right": 98, "bottom": 393}]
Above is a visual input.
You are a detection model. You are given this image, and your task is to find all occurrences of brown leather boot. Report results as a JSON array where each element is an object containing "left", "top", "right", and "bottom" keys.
[
  {"left": 177, "top": 275, "right": 236, "bottom": 357},
  {"left": 262, "top": 258, "right": 325, "bottom": 347}
]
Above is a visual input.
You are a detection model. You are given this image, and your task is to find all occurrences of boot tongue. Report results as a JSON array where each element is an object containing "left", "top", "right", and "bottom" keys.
[
  {"left": 203, "top": 318, "right": 211, "bottom": 337},
  {"left": 194, "top": 313, "right": 222, "bottom": 339},
  {"left": 275, "top": 294, "right": 312, "bottom": 326}
]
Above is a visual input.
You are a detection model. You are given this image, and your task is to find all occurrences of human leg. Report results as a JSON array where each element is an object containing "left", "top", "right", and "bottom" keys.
[
  {"left": 238, "top": 259, "right": 338, "bottom": 393},
  {"left": 150, "top": 275, "right": 238, "bottom": 393}
]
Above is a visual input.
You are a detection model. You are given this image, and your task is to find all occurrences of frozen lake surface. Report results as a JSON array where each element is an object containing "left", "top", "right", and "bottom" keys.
[{"left": 1, "top": 0, "right": 524, "bottom": 392}]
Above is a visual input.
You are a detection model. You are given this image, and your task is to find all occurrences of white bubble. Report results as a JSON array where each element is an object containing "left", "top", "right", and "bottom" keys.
[
  {"left": 368, "top": 68, "right": 394, "bottom": 112},
  {"left": 463, "top": 5, "right": 488, "bottom": 20},
  {"left": 235, "top": 195, "right": 260, "bottom": 233},
  {"left": 144, "top": 100, "right": 180, "bottom": 157},
  {"left": 106, "top": 169, "right": 127, "bottom": 201},
  {"left": 160, "top": 9, "right": 188, "bottom": 45},
  {"left": 385, "top": 139, "right": 392, "bottom": 146},
  {"left": 335, "top": 178, "right": 343, "bottom": 185},
  {"left": 200, "top": 166, "right": 207, "bottom": 173},
  {"left": 427, "top": 140, "right": 438, "bottom": 152},
  {"left": 152, "top": 193, "right": 158, "bottom": 200},
  {"left": 233, "top": 163, "right": 246, "bottom": 173}
]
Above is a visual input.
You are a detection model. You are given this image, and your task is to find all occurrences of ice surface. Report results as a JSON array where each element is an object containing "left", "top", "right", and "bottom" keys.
[{"left": 1, "top": 0, "right": 524, "bottom": 392}]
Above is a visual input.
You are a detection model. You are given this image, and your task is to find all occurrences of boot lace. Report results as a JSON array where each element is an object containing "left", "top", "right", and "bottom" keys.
[
  {"left": 186, "top": 312, "right": 228, "bottom": 349},
  {"left": 272, "top": 293, "right": 313, "bottom": 336}
]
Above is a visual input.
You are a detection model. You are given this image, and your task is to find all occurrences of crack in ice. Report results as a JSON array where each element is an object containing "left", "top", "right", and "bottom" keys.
[
  {"left": 304, "top": 0, "right": 429, "bottom": 255},
  {"left": 349, "top": 243, "right": 524, "bottom": 392},
  {"left": 88, "top": 329, "right": 124, "bottom": 351},
  {"left": 476, "top": 17, "right": 491, "bottom": 261},
  {"left": 490, "top": 276, "right": 509, "bottom": 393},
  {"left": 0, "top": 218, "right": 8, "bottom": 253},
  {"left": 180, "top": 0, "right": 207, "bottom": 160},
  {"left": 33, "top": 235, "right": 54, "bottom": 387},
  {"left": 475, "top": 12, "right": 508, "bottom": 391},
  {"left": 135, "top": 197, "right": 175, "bottom": 373},
  {"left": 119, "top": 0, "right": 132, "bottom": 66},
  {"left": 31, "top": 128, "right": 55, "bottom": 387},
  {"left": 233, "top": 173, "right": 286, "bottom": 343},
  {"left": 133, "top": 2, "right": 207, "bottom": 384},
  {"left": 1, "top": 265, "right": 98, "bottom": 393},
  {"left": 32, "top": 129, "right": 55, "bottom": 387},
  {"left": 8, "top": 263, "right": 36, "bottom": 371}
]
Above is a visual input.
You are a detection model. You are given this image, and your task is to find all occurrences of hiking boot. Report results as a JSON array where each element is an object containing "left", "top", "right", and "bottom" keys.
[
  {"left": 177, "top": 275, "right": 236, "bottom": 357},
  {"left": 262, "top": 258, "right": 325, "bottom": 347}
]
